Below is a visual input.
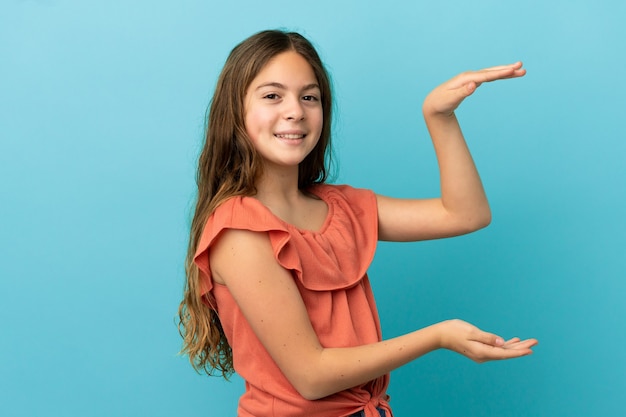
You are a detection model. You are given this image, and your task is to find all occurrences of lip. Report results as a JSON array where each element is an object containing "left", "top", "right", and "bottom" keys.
[{"left": 274, "top": 130, "right": 306, "bottom": 139}]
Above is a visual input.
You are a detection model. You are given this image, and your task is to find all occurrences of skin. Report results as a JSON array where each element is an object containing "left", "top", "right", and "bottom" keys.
[
  {"left": 242, "top": 51, "right": 327, "bottom": 226},
  {"left": 211, "top": 55, "right": 538, "bottom": 400}
]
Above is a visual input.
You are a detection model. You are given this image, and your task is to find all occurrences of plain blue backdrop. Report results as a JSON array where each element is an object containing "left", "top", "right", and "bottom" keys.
[{"left": 1, "top": 0, "right": 625, "bottom": 416}]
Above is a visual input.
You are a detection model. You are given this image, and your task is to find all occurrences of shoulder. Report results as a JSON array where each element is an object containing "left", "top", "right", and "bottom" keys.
[
  {"left": 194, "top": 195, "right": 292, "bottom": 289},
  {"left": 201, "top": 195, "right": 289, "bottom": 245},
  {"left": 210, "top": 195, "right": 276, "bottom": 228},
  {"left": 209, "top": 227, "right": 275, "bottom": 285},
  {"left": 311, "top": 183, "right": 376, "bottom": 209}
]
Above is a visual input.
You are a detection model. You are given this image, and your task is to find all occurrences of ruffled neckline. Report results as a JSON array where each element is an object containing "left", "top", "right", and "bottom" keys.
[{"left": 244, "top": 185, "right": 334, "bottom": 235}]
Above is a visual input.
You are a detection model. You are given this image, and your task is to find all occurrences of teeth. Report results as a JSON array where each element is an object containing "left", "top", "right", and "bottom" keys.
[{"left": 275, "top": 134, "right": 305, "bottom": 139}]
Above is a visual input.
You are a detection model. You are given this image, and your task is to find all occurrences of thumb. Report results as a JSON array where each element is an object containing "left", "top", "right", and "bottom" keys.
[
  {"left": 449, "top": 82, "right": 476, "bottom": 108},
  {"left": 474, "top": 330, "right": 505, "bottom": 347},
  {"left": 464, "top": 81, "right": 478, "bottom": 96}
]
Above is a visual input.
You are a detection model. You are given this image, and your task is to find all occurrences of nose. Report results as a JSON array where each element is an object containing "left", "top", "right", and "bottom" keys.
[{"left": 284, "top": 97, "right": 305, "bottom": 121}]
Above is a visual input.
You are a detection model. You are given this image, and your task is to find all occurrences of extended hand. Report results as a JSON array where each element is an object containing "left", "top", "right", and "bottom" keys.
[
  {"left": 423, "top": 62, "right": 526, "bottom": 117},
  {"left": 439, "top": 319, "right": 538, "bottom": 363}
]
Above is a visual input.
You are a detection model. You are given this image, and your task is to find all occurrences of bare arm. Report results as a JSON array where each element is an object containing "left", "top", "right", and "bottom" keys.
[
  {"left": 210, "top": 228, "right": 537, "bottom": 400},
  {"left": 378, "top": 62, "right": 526, "bottom": 241}
]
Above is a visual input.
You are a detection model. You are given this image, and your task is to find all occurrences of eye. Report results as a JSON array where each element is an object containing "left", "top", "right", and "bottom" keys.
[
  {"left": 302, "top": 95, "right": 319, "bottom": 102},
  {"left": 263, "top": 93, "right": 279, "bottom": 100}
]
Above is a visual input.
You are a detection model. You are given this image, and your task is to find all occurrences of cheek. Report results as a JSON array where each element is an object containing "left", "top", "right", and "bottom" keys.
[
  {"left": 244, "top": 107, "right": 271, "bottom": 140},
  {"left": 312, "top": 109, "right": 324, "bottom": 134}
]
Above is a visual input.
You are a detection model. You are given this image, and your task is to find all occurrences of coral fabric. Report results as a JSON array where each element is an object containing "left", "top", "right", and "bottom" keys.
[{"left": 194, "top": 184, "right": 392, "bottom": 417}]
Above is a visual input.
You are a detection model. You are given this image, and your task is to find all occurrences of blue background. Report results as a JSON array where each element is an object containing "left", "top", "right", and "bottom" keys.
[{"left": 2, "top": 0, "right": 625, "bottom": 416}]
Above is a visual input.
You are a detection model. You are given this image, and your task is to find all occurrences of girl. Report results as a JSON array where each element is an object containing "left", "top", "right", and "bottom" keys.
[{"left": 179, "top": 29, "right": 537, "bottom": 417}]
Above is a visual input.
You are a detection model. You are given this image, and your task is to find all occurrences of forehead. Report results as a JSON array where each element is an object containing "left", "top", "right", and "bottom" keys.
[{"left": 250, "top": 51, "right": 318, "bottom": 88}]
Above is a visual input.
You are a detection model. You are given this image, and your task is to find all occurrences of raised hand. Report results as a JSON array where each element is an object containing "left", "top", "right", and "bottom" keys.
[
  {"left": 423, "top": 62, "right": 526, "bottom": 117},
  {"left": 439, "top": 319, "right": 538, "bottom": 363}
]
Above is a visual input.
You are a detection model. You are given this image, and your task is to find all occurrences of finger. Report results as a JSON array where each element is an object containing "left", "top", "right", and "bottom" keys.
[
  {"left": 493, "top": 347, "right": 534, "bottom": 360},
  {"left": 475, "top": 343, "right": 534, "bottom": 362},
  {"left": 448, "top": 71, "right": 518, "bottom": 93},
  {"left": 472, "top": 67, "right": 525, "bottom": 83},
  {"left": 471, "top": 330, "right": 505, "bottom": 347},
  {"left": 458, "top": 63, "right": 525, "bottom": 85},
  {"left": 441, "top": 80, "right": 478, "bottom": 107},
  {"left": 502, "top": 337, "right": 521, "bottom": 347},
  {"left": 479, "top": 61, "right": 523, "bottom": 72},
  {"left": 465, "top": 81, "right": 478, "bottom": 96},
  {"left": 502, "top": 338, "right": 539, "bottom": 350}
]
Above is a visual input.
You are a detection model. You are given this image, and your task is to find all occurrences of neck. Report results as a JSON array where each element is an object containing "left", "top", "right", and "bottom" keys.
[{"left": 254, "top": 165, "right": 302, "bottom": 205}]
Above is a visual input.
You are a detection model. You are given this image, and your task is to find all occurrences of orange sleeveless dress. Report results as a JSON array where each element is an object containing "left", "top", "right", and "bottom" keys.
[{"left": 194, "top": 184, "right": 392, "bottom": 417}]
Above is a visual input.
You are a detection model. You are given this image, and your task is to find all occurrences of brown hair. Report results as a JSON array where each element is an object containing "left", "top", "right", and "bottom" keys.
[{"left": 178, "top": 29, "right": 334, "bottom": 376}]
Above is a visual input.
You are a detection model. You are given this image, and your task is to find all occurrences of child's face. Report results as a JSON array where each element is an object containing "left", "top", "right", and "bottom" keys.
[{"left": 244, "top": 51, "right": 323, "bottom": 171}]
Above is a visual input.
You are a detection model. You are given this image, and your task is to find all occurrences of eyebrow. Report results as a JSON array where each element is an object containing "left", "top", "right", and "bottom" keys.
[{"left": 255, "top": 82, "right": 320, "bottom": 91}]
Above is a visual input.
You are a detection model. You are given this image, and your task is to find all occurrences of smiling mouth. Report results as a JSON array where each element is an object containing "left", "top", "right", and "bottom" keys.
[{"left": 274, "top": 134, "right": 306, "bottom": 139}]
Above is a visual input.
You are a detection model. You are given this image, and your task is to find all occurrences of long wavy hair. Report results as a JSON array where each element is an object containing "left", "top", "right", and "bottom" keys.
[{"left": 178, "top": 30, "right": 334, "bottom": 377}]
